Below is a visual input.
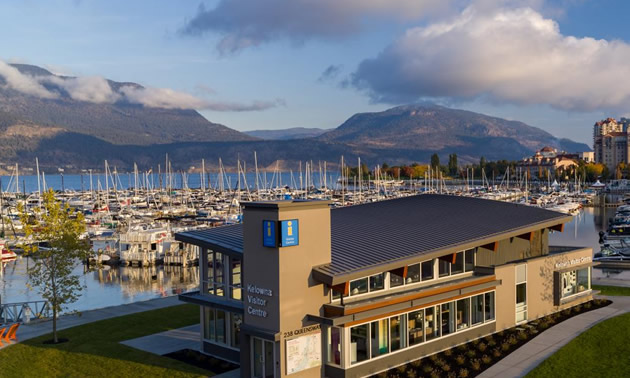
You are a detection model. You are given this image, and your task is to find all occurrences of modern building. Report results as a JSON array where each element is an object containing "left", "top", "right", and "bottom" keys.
[
  {"left": 593, "top": 117, "right": 630, "bottom": 167},
  {"left": 579, "top": 151, "right": 594, "bottom": 163},
  {"left": 516, "top": 146, "right": 578, "bottom": 179},
  {"left": 176, "top": 195, "right": 596, "bottom": 377}
]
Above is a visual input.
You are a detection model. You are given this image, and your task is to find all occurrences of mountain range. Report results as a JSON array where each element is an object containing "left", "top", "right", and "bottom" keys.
[{"left": 0, "top": 64, "right": 590, "bottom": 172}]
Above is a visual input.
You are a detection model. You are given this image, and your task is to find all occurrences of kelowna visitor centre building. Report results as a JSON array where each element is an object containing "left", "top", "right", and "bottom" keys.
[{"left": 175, "top": 195, "right": 596, "bottom": 377}]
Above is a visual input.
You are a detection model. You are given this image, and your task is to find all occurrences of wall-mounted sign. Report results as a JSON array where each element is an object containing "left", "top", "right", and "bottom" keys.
[
  {"left": 262, "top": 220, "right": 276, "bottom": 247},
  {"left": 555, "top": 256, "right": 591, "bottom": 270},
  {"left": 280, "top": 219, "right": 299, "bottom": 247}
]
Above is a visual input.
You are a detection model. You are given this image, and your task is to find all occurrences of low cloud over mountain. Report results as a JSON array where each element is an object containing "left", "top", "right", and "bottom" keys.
[{"left": 0, "top": 60, "right": 282, "bottom": 112}]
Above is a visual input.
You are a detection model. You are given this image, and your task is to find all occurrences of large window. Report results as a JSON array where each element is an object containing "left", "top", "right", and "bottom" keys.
[
  {"left": 370, "top": 273, "right": 385, "bottom": 292},
  {"left": 345, "top": 292, "right": 496, "bottom": 366},
  {"left": 485, "top": 292, "right": 495, "bottom": 321},
  {"left": 516, "top": 264, "right": 527, "bottom": 323},
  {"left": 456, "top": 298, "right": 470, "bottom": 331},
  {"left": 441, "top": 302, "right": 455, "bottom": 336},
  {"left": 231, "top": 314, "right": 242, "bottom": 348},
  {"left": 407, "top": 264, "right": 421, "bottom": 284},
  {"left": 327, "top": 327, "right": 341, "bottom": 365},
  {"left": 421, "top": 260, "right": 434, "bottom": 281},
  {"left": 350, "top": 278, "right": 368, "bottom": 296},
  {"left": 203, "top": 307, "right": 227, "bottom": 344},
  {"left": 472, "top": 294, "right": 484, "bottom": 325},
  {"left": 390, "top": 315, "right": 406, "bottom": 352},
  {"left": 370, "top": 319, "right": 389, "bottom": 358},
  {"left": 231, "top": 257, "right": 242, "bottom": 300},
  {"left": 350, "top": 273, "right": 385, "bottom": 296},
  {"left": 562, "top": 267, "right": 591, "bottom": 298},
  {"left": 350, "top": 324, "right": 369, "bottom": 364},
  {"left": 205, "top": 250, "right": 241, "bottom": 301},
  {"left": 452, "top": 253, "right": 464, "bottom": 275}
]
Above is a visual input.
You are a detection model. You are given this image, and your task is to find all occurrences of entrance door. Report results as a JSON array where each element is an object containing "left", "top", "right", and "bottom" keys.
[{"left": 252, "top": 337, "right": 275, "bottom": 378}]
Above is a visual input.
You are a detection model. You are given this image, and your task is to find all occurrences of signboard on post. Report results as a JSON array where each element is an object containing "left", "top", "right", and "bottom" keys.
[
  {"left": 262, "top": 220, "right": 276, "bottom": 247},
  {"left": 280, "top": 219, "right": 299, "bottom": 247}
]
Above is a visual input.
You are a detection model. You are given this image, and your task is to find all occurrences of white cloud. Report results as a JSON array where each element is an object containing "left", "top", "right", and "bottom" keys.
[
  {"left": 0, "top": 60, "right": 57, "bottom": 99},
  {"left": 181, "top": 0, "right": 450, "bottom": 53},
  {"left": 352, "top": 6, "right": 630, "bottom": 112},
  {"left": 0, "top": 59, "right": 282, "bottom": 112}
]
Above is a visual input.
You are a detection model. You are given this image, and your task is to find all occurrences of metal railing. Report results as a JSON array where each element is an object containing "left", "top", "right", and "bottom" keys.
[{"left": 0, "top": 300, "right": 50, "bottom": 324}]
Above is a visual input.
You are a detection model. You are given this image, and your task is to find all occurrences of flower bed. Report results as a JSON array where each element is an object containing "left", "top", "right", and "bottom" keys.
[{"left": 374, "top": 298, "right": 611, "bottom": 378}]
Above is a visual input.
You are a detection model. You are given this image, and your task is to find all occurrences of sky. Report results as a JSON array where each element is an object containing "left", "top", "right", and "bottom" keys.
[{"left": 1, "top": 0, "right": 630, "bottom": 145}]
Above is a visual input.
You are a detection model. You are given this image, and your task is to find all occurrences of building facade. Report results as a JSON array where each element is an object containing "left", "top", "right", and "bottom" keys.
[
  {"left": 176, "top": 195, "right": 596, "bottom": 377},
  {"left": 593, "top": 117, "right": 630, "bottom": 167},
  {"left": 516, "top": 146, "right": 578, "bottom": 179}
]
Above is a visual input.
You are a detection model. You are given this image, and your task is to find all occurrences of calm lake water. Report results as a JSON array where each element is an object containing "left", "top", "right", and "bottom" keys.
[{"left": 1, "top": 205, "right": 627, "bottom": 313}]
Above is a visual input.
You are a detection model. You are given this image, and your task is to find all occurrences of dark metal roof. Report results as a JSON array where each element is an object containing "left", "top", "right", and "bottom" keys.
[
  {"left": 176, "top": 225, "right": 244, "bottom": 255},
  {"left": 176, "top": 194, "right": 570, "bottom": 282}
]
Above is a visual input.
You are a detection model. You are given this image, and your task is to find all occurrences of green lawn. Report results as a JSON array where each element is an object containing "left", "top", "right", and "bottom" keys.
[
  {"left": 526, "top": 312, "right": 630, "bottom": 378},
  {"left": 0, "top": 304, "right": 210, "bottom": 378},
  {"left": 593, "top": 284, "right": 630, "bottom": 296}
]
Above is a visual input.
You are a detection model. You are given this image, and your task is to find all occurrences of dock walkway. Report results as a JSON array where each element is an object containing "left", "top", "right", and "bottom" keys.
[
  {"left": 4, "top": 295, "right": 182, "bottom": 345},
  {"left": 479, "top": 295, "right": 630, "bottom": 378}
]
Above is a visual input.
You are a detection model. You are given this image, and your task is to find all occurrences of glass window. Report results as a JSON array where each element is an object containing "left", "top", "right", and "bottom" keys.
[
  {"left": 350, "top": 278, "right": 368, "bottom": 296},
  {"left": 216, "top": 310, "right": 226, "bottom": 344},
  {"left": 407, "top": 264, "right": 420, "bottom": 284},
  {"left": 472, "top": 294, "right": 484, "bottom": 325},
  {"left": 516, "top": 283, "right": 527, "bottom": 305},
  {"left": 441, "top": 302, "right": 455, "bottom": 336},
  {"left": 327, "top": 327, "right": 341, "bottom": 365},
  {"left": 332, "top": 289, "right": 341, "bottom": 300},
  {"left": 390, "top": 270, "right": 404, "bottom": 288},
  {"left": 439, "top": 258, "right": 450, "bottom": 277},
  {"left": 485, "top": 292, "right": 495, "bottom": 321},
  {"left": 421, "top": 260, "right": 434, "bottom": 281},
  {"left": 369, "top": 273, "right": 385, "bottom": 292},
  {"left": 426, "top": 306, "right": 440, "bottom": 341},
  {"left": 371, "top": 319, "right": 389, "bottom": 357},
  {"left": 452, "top": 252, "right": 464, "bottom": 275},
  {"left": 231, "top": 257, "right": 242, "bottom": 300},
  {"left": 465, "top": 249, "right": 475, "bottom": 272},
  {"left": 214, "top": 252, "right": 224, "bottom": 296},
  {"left": 408, "top": 310, "right": 424, "bottom": 346},
  {"left": 204, "top": 307, "right": 215, "bottom": 341},
  {"left": 231, "top": 313, "right": 242, "bottom": 348},
  {"left": 207, "top": 251, "right": 215, "bottom": 295},
  {"left": 390, "top": 314, "right": 406, "bottom": 352},
  {"left": 577, "top": 268, "right": 590, "bottom": 293},
  {"left": 350, "top": 324, "right": 369, "bottom": 364},
  {"left": 561, "top": 271, "right": 577, "bottom": 297},
  {"left": 456, "top": 298, "right": 470, "bottom": 331}
]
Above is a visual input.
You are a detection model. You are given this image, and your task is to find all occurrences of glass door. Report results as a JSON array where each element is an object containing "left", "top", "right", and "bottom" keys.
[
  {"left": 516, "top": 264, "right": 527, "bottom": 323},
  {"left": 252, "top": 337, "right": 275, "bottom": 378}
]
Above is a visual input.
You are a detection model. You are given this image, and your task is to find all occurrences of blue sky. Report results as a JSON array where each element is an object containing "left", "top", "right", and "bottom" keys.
[{"left": 1, "top": 0, "right": 630, "bottom": 145}]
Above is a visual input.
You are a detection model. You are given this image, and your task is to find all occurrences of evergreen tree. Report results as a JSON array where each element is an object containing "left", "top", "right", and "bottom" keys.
[{"left": 430, "top": 153, "right": 440, "bottom": 170}]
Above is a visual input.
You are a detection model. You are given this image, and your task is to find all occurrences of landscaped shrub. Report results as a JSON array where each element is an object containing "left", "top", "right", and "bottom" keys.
[
  {"left": 517, "top": 330, "right": 528, "bottom": 340},
  {"left": 430, "top": 369, "right": 442, "bottom": 378},
  {"left": 487, "top": 338, "right": 496, "bottom": 347},
  {"left": 585, "top": 302, "right": 592, "bottom": 309},
  {"left": 478, "top": 342, "right": 487, "bottom": 352},
  {"left": 406, "top": 369, "right": 417, "bottom": 378},
  {"left": 423, "top": 364, "right": 434, "bottom": 374},
  {"left": 411, "top": 359, "right": 421, "bottom": 368},
  {"left": 442, "top": 364, "right": 452, "bottom": 372},
  {"left": 455, "top": 354, "right": 466, "bottom": 365},
  {"left": 466, "top": 349, "right": 476, "bottom": 358},
  {"left": 501, "top": 342, "right": 510, "bottom": 351},
  {"left": 397, "top": 365, "right": 407, "bottom": 374},
  {"left": 457, "top": 343, "right": 468, "bottom": 351},
  {"left": 435, "top": 358, "right": 446, "bottom": 368},
  {"left": 470, "top": 359, "right": 482, "bottom": 371},
  {"left": 492, "top": 348, "right": 501, "bottom": 358},
  {"left": 508, "top": 335, "right": 518, "bottom": 345},
  {"left": 458, "top": 368, "right": 469, "bottom": 378},
  {"left": 482, "top": 354, "right": 492, "bottom": 364},
  {"left": 444, "top": 348, "right": 453, "bottom": 357},
  {"left": 429, "top": 354, "right": 439, "bottom": 362}
]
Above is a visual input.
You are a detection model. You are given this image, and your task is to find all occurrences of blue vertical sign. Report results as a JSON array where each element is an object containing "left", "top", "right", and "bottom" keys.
[
  {"left": 280, "top": 219, "right": 299, "bottom": 247},
  {"left": 262, "top": 220, "right": 276, "bottom": 247}
]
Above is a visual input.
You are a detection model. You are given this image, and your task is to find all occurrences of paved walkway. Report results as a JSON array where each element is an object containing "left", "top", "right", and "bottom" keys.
[
  {"left": 479, "top": 296, "right": 630, "bottom": 378},
  {"left": 3, "top": 295, "right": 182, "bottom": 346},
  {"left": 120, "top": 324, "right": 201, "bottom": 355}
]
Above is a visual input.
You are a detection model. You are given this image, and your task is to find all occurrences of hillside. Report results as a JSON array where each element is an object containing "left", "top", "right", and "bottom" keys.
[
  {"left": 318, "top": 104, "right": 590, "bottom": 161},
  {"left": 245, "top": 127, "right": 330, "bottom": 140},
  {"left": 0, "top": 64, "right": 255, "bottom": 145}
]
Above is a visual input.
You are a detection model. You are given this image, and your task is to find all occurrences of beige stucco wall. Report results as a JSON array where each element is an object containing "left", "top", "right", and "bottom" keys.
[
  {"left": 241, "top": 201, "right": 331, "bottom": 378},
  {"left": 494, "top": 247, "right": 593, "bottom": 331}
]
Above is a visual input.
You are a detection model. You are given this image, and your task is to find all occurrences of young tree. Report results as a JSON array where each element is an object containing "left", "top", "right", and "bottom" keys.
[
  {"left": 430, "top": 153, "right": 440, "bottom": 170},
  {"left": 19, "top": 189, "right": 90, "bottom": 343},
  {"left": 448, "top": 154, "right": 458, "bottom": 177}
]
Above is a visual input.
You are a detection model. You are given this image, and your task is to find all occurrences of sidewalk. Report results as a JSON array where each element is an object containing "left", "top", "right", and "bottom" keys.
[
  {"left": 479, "top": 296, "right": 630, "bottom": 378},
  {"left": 7, "top": 295, "right": 182, "bottom": 344},
  {"left": 120, "top": 324, "right": 201, "bottom": 355}
]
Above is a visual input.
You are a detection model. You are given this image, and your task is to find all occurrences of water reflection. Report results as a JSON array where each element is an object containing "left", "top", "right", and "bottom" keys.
[{"left": 1, "top": 257, "right": 199, "bottom": 313}]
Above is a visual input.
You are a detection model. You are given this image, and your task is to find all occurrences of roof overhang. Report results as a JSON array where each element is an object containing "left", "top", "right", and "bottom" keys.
[
  {"left": 312, "top": 216, "right": 571, "bottom": 286},
  {"left": 175, "top": 231, "right": 243, "bottom": 256}
]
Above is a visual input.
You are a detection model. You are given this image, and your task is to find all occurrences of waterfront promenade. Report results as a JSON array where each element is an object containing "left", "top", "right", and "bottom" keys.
[{"left": 7, "top": 295, "right": 181, "bottom": 344}]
